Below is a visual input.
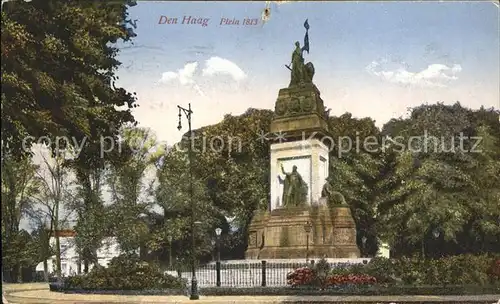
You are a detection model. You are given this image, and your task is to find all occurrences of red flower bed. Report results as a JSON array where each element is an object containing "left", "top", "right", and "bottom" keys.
[
  {"left": 328, "top": 273, "right": 377, "bottom": 286},
  {"left": 286, "top": 267, "right": 377, "bottom": 288},
  {"left": 286, "top": 267, "right": 315, "bottom": 287}
]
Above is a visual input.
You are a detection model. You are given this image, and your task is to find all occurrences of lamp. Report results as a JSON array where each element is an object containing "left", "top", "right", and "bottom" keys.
[
  {"left": 215, "top": 227, "right": 222, "bottom": 287},
  {"left": 304, "top": 221, "right": 312, "bottom": 263},
  {"left": 361, "top": 236, "right": 367, "bottom": 257},
  {"left": 176, "top": 103, "right": 198, "bottom": 300},
  {"left": 432, "top": 229, "right": 440, "bottom": 239}
]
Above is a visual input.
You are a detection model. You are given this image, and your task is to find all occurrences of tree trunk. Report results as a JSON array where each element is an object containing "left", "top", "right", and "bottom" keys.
[
  {"left": 54, "top": 219, "right": 62, "bottom": 280},
  {"left": 16, "top": 264, "right": 22, "bottom": 283},
  {"left": 43, "top": 260, "right": 49, "bottom": 281},
  {"left": 83, "top": 259, "right": 89, "bottom": 273},
  {"left": 77, "top": 253, "right": 82, "bottom": 274}
]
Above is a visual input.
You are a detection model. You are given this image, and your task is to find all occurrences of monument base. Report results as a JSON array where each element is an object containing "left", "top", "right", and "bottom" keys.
[{"left": 245, "top": 205, "right": 360, "bottom": 260}]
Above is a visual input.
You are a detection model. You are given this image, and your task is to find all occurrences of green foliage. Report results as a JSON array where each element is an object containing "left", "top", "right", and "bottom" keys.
[
  {"left": 363, "top": 254, "right": 500, "bottom": 285},
  {"left": 313, "top": 258, "right": 331, "bottom": 288},
  {"left": 377, "top": 103, "right": 500, "bottom": 256},
  {"left": 107, "top": 127, "right": 162, "bottom": 253},
  {"left": 70, "top": 165, "right": 108, "bottom": 271},
  {"left": 363, "top": 257, "right": 396, "bottom": 283},
  {"left": 1, "top": 0, "right": 137, "bottom": 158},
  {"left": 199, "top": 285, "right": 500, "bottom": 296},
  {"left": 1, "top": 151, "right": 41, "bottom": 280},
  {"left": 2, "top": 229, "right": 39, "bottom": 269},
  {"left": 153, "top": 108, "right": 273, "bottom": 262},
  {"left": 326, "top": 113, "right": 383, "bottom": 256},
  {"left": 65, "top": 253, "right": 186, "bottom": 290},
  {"left": 392, "top": 254, "right": 498, "bottom": 285},
  {"left": 287, "top": 254, "right": 499, "bottom": 290}
]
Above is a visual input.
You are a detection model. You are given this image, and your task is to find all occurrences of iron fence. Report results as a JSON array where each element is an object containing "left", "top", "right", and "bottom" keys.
[{"left": 165, "top": 260, "right": 369, "bottom": 288}]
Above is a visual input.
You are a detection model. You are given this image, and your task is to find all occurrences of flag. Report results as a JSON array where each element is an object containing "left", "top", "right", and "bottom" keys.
[
  {"left": 302, "top": 19, "right": 310, "bottom": 54},
  {"left": 302, "top": 31, "right": 309, "bottom": 54}
]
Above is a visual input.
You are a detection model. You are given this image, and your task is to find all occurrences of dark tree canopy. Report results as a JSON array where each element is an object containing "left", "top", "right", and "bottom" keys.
[{"left": 1, "top": 0, "right": 138, "bottom": 158}]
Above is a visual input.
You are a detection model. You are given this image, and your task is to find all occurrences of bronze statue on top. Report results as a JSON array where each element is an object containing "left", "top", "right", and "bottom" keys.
[
  {"left": 286, "top": 19, "right": 315, "bottom": 87},
  {"left": 278, "top": 164, "right": 308, "bottom": 207}
]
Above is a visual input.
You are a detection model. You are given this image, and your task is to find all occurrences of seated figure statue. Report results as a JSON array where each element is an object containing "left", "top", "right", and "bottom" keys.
[{"left": 321, "top": 178, "right": 348, "bottom": 206}]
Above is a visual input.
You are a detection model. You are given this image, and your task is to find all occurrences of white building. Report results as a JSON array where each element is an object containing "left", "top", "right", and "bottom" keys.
[{"left": 35, "top": 229, "right": 121, "bottom": 277}]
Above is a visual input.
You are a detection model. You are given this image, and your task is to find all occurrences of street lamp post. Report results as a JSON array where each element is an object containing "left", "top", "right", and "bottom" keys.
[
  {"left": 168, "top": 235, "right": 173, "bottom": 268},
  {"left": 432, "top": 228, "right": 440, "bottom": 258},
  {"left": 304, "top": 221, "right": 312, "bottom": 263},
  {"left": 177, "top": 103, "right": 199, "bottom": 300},
  {"left": 210, "top": 240, "right": 215, "bottom": 261},
  {"left": 215, "top": 227, "right": 222, "bottom": 287},
  {"left": 361, "top": 236, "right": 367, "bottom": 257}
]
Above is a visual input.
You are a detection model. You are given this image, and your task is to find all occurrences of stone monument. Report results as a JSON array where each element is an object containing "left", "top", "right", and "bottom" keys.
[{"left": 245, "top": 20, "right": 360, "bottom": 260}]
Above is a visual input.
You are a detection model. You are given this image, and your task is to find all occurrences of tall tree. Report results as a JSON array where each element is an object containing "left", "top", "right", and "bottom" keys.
[
  {"left": 26, "top": 148, "right": 74, "bottom": 280},
  {"left": 191, "top": 108, "right": 273, "bottom": 258},
  {"left": 107, "top": 127, "right": 163, "bottom": 254},
  {"left": 29, "top": 219, "right": 53, "bottom": 281},
  {"left": 1, "top": 150, "right": 40, "bottom": 282},
  {"left": 377, "top": 103, "right": 500, "bottom": 257},
  {"left": 1, "top": 0, "right": 138, "bottom": 158},
  {"left": 153, "top": 149, "right": 217, "bottom": 267},
  {"left": 69, "top": 160, "right": 108, "bottom": 273},
  {"left": 326, "top": 113, "right": 383, "bottom": 256}
]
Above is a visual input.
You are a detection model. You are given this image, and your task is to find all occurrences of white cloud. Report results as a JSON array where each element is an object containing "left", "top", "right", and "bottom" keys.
[
  {"left": 202, "top": 57, "right": 247, "bottom": 81},
  {"left": 158, "top": 71, "right": 177, "bottom": 83},
  {"left": 158, "top": 58, "right": 246, "bottom": 96},
  {"left": 158, "top": 62, "right": 206, "bottom": 97},
  {"left": 366, "top": 61, "right": 462, "bottom": 87},
  {"left": 159, "top": 62, "right": 198, "bottom": 85},
  {"left": 178, "top": 62, "right": 198, "bottom": 85}
]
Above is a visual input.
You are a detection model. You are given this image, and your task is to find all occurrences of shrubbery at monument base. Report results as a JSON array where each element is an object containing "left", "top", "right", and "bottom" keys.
[{"left": 286, "top": 255, "right": 500, "bottom": 288}]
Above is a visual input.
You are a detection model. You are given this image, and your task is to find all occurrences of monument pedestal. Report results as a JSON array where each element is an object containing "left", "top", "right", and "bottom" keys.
[{"left": 245, "top": 205, "right": 360, "bottom": 260}]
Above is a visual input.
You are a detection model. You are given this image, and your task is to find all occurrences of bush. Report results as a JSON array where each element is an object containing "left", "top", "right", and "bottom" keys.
[
  {"left": 392, "top": 254, "right": 498, "bottom": 285},
  {"left": 64, "top": 253, "right": 187, "bottom": 291},
  {"left": 199, "top": 285, "right": 500, "bottom": 296},
  {"left": 364, "top": 257, "right": 396, "bottom": 284},
  {"left": 286, "top": 254, "right": 500, "bottom": 289},
  {"left": 313, "top": 258, "right": 331, "bottom": 288}
]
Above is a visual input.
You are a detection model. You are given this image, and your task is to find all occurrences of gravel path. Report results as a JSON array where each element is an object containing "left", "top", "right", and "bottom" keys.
[{"left": 4, "top": 289, "right": 500, "bottom": 304}]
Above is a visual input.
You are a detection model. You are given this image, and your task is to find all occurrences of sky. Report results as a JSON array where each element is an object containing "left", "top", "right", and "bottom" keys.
[{"left": 114, "top": 1, "right": 500, "bottom": 147}]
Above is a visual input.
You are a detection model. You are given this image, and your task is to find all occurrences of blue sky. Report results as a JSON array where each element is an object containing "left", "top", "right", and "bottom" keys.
[{"left": 115, "top": 1, "right": 499, "bottom": 146}]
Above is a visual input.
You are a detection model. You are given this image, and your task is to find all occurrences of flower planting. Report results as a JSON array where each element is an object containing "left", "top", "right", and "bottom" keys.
[
  {"left": 328, "top": 273, "right": 377, "bottom": 285},
  {"left": 286, "top": 258, "right": 377, "bottom": 289},
  {"left": 286, "top": 267, "right": 315, "bottom": 287},
  {"left": 286, "top": 254, "right": 500, "bottom": 289}
]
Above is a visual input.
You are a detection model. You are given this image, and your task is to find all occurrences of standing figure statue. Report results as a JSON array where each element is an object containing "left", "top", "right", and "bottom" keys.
[
  {"left": 286, "top": 19, "right": 315, "bottom": 87},
  {"left": 290, "top": 41, "right": 306, "bottom": 86},
  {"left": 278, "top": 164, "right": 308, "bottom": 207}
]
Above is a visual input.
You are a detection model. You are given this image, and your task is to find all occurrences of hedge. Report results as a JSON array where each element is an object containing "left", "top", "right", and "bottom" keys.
[
  {"left": 198, "top": 285, "right": 500, "bottom": 296},
  {"left": 62, "top": 253, "right": 187, "bottom": 291},
  {"left": 287, "top": 255, "right": 500, "bottom": 287}
]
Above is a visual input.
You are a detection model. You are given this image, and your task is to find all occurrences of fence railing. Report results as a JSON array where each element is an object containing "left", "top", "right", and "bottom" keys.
[{"left": 165, "top": 260, "right": 370, "bottom": 287}]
